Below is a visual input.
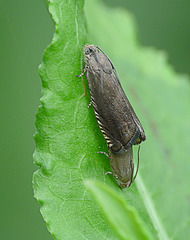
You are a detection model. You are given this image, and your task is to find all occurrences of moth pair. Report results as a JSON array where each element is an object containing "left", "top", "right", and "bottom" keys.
[{"left": 77, "top": 45, "right": 146, "bottom": 188}]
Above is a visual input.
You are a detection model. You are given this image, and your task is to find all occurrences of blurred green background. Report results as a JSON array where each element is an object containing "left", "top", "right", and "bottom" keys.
[{"left": 0, "top": 0, "right": 189, "bottom": 239}]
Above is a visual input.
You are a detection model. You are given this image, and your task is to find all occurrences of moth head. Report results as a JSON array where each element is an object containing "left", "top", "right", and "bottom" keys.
[
  {"left": 84, "top": 47, "right": 91, "bottom": 55},
  {"left": 83, "top": 44, "right": 99, "bottom": 57}
]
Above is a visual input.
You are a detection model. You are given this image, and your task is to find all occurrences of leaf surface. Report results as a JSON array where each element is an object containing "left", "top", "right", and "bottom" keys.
[{"left": 33, "top": 0, "right": 190, "bottom": 239}]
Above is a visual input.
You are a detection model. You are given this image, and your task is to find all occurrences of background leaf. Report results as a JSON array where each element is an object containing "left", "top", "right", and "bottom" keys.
[
  {"left": 84, "top": 180, "right": 153, "bottom": 240},
  {"left": 85, "top": 0, "right": 190, "bottom": 239},
  {"left": 33, "top": 0, "right": 190, "bottom": 239}
]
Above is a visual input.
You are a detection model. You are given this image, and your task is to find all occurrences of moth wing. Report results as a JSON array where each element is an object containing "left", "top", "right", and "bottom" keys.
[{"left": 87, "top": 66, "right": 141, "bottom": 153}]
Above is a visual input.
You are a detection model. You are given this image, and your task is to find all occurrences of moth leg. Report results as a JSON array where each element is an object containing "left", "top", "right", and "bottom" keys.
[
  {"left": 76, "top": 65, "right": 89, "bottom": 96},
  {"left": 76, "top": 65, "right": 87, "bottom": 77},
  {"left": 88, "top": 101, "right": 92, "bottom": 108},
  {"left": 105, "top": 171, "right": 118, "bottom": 179},
  {"left": 97, "top": 151, "right": 110, "bottom": 159}
]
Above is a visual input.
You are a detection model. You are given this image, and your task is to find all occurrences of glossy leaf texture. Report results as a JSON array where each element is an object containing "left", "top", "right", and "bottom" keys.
[{"left": 33, "top": 0, "right": 190, "bottom": 239}]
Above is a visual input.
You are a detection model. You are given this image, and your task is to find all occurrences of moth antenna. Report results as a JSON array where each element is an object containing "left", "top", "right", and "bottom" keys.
[
  {"left": 132, "top": 145, "right": 141, "bottom": 183},
  {"left": 127, "top": 159, "right": 134, "bottom": 188},
  {"left": 95, "top": 46, "right": 120, "bottom": 81}
]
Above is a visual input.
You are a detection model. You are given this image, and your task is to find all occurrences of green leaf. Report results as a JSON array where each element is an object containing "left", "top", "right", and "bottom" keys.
[
  {"left": 85, "top": 0, "right": 190, "bottom": 239},
  {"left": 33, "top": 0, "right": 190, "bottom": 239},
  {"left": 84, "top": 180, "right": 153, "bottom": 240}
]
